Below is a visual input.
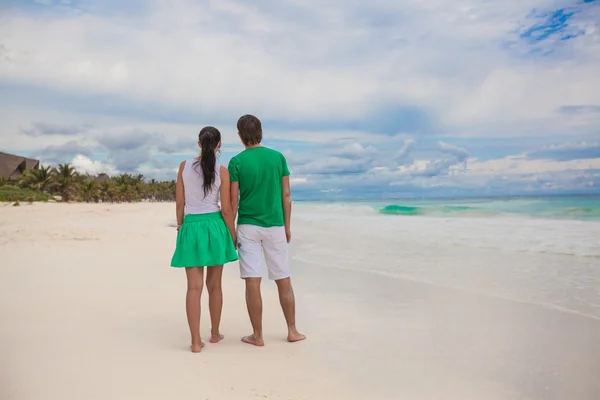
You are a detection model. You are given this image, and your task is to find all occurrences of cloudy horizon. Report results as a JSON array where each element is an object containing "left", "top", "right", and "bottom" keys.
[{"left": 1, "top": 0, "right": 599, "bottom": 199}]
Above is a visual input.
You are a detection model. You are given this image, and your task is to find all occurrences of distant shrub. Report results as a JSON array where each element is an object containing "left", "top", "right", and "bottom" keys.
[{"left": 0, "top": 186, "right": 51, "bottom": 202}]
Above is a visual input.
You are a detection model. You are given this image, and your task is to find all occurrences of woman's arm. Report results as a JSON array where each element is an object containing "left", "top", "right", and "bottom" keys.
[
  {"left": 175, "top": 161, "right": 186, "bottom": 230},
  {"left": 219, "top": 166, "right": 237, "bottom": 245}
]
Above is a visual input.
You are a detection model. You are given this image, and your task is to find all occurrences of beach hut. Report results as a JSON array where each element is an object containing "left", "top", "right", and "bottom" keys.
[
  {"left": 0, "top": 152, "right": 40, "bottom": 181},
  {"left": 95, "top": 173, "right": 111, "bottom": 182}
]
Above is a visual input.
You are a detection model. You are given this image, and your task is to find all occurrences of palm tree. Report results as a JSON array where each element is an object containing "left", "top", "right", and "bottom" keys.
[
  {"left": 112, "top": 173, "right": 128, "bottom": 187},
  {"left": 147, "top": 179, "right": 159, "bottom": 201},
  {"left": 119, "top": 184, "right": 137, "bottom": 202},
  {"left": 99, "top": 180, "right": 113, "bottom": 203},
  {"left": 132, "top": 173, "right": 145, "bottom": 200},
  {"left": 111, "top": 173, "right": 149, "bottom": 201},
  {"left": 5, "top": 160, "right": 177, "bottom": 203},
  {"left": 155, "top": 180, "right": 176, "bottom": 201},
  {"left": 81, "top": 180, "right": 99, "bottom": 203},
  {"left": 52, "top": 163, "right": 80, "bottom": 202},
  {"left": 20, "top": 165, "right": 54, "bottom": 192}
]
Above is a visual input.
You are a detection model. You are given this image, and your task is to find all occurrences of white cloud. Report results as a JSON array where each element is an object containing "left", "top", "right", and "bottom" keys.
[
  {"left": 71, "top": 154, "right": 118, "bottom": 176},
  {"left": 437, "top": 142, "right": 469, "bottom": 161},
  {"left": 397, "top": 139, "right": 415, "bottom": 160},
  {"left": 527, "top": 141, "right": 600, "bottom": 161},
  {"left": 332, "top": 142, "right": 377, "bottom": 159},
  {"left": 1, "top": 0, "right": 599, "bottom": 196},
  {"left": 0, "top": 0, "right": 598, "bottom": 136},
  {"left": 467, "top": 155, "right": 600, "bottom": 176},
  {"left": 137, "top": 163, "right": 178, "bottom": 182},
  {"left": 290, "top": 177, "right": 308, "bottom": 185}
]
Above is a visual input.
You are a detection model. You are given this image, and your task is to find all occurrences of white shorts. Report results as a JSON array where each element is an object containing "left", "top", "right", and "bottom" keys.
[{"left": 237, "top": 224, "right": 290, "bottom": 281}]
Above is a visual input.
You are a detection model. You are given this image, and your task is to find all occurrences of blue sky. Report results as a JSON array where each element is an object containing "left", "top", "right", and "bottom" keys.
[{"left": 0, "top": 0, "right": 599, "bottom": 199}]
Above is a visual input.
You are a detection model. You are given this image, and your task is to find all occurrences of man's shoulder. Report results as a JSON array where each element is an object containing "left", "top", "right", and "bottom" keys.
[
  {"left": 260, "top": 146, "right": 286, "bottom": 159},
  {"left": 228, "top": 152, "right": 242, "bottom": 167},
  {"left": 230, "top": 151, "right": 244, "bottom": 159},
  {"left": 229, "top": 147, "right": 286, "bottom": 168}
]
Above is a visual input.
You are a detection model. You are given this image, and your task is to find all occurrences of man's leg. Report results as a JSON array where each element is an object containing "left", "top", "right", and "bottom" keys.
[
  {"left": 275, "top": 277, "right": 306, "bottom": 342},
  {"left": 237, "top": 225, "right": 265, "bottom": 346},
  {"left": 263, "top": 227, "right": 306, "bottom": 342},
  {"left": 243, "top": 277, "right": 264, "bottom": 346}
]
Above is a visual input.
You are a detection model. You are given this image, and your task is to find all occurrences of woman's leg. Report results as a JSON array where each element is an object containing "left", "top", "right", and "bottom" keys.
[
  {"left": 206, "top": 265, "right": 224, "bottom": 343},
  {"left": 185, "top": 267, "right": 204, "bottom": 352}
]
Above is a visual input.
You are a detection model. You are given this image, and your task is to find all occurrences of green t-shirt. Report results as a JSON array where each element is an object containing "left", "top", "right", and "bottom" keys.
[{"left": 228, "top": 146, "right": 290, "bottom": 227}]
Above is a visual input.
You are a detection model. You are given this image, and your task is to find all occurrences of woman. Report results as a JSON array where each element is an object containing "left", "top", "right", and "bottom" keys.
[{"left": 170, "top": 126, "right": 238, "bottom": 353}]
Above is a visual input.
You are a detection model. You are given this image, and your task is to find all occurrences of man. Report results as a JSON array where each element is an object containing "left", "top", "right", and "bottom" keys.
[{"left": 228, "top": 114, "right": 306, "bottom": 347}]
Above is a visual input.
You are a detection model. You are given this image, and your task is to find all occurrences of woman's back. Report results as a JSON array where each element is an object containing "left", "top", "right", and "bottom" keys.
[
  {"left": 182, "top": 158, "right": 221, "bottom": 214},
  {"left": 170, "top": 126, "right": 238, "bottom": 352}
]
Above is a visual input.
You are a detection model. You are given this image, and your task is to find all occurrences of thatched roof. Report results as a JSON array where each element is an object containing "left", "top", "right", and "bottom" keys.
[
  {"left": 95, "top": 173, "right": 111, "bottom": 182},
  {"left": 0, "top": 152, "right": 40, "bottom": 180}
]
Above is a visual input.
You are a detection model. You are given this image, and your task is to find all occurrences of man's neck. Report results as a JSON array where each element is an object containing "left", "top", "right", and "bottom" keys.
[{"left": 245, "top": 144, "right": 262, "bottom": 149}]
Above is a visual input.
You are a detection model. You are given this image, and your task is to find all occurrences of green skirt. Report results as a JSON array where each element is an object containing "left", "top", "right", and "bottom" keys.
[{"left": 171, "top": 212, "right": 238, "bottom": 268}]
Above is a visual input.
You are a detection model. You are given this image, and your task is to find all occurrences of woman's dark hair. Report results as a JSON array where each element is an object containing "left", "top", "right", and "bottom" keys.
[
  {"left": 194, "top": 126, "right": 221, "bottom": 197},
  {"left": 237, "top": 114, "right": 262, "bottom": 146}
]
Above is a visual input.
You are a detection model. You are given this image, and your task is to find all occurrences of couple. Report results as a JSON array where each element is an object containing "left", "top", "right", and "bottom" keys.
[{"left": 170, "top": 114, "right": 305, "bottom": 353}]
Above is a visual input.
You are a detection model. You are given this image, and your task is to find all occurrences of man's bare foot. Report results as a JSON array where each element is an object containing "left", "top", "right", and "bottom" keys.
[
  {"left": 190, "top": 342, "right": 205, "bottom": 353},
  {"left": 209, "top": 333, "right": 224, "bottom": 343},
  {"left": 287, "top": 331, "right": 306, "bottom": 343},
  {"left": 241, "top": 335, "right": 264, "bottom": 347}
]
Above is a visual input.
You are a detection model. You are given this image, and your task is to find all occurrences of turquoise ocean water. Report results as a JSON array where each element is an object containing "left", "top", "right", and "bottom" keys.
[{"left": 301, "top": 195, "right": 600, "bottom": 221}]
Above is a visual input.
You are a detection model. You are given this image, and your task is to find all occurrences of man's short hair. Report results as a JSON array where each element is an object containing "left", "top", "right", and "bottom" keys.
[{"left": 237, "top": 114, "right": 263, "bottom": 146}]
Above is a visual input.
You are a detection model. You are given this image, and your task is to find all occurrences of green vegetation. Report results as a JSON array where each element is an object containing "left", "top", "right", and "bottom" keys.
[
  {"left": 0, "top": 185, "right": 51, "bottom": 202},
  {"left": 19, "top": 165, "right": 53, "bottom": 193},
  {"left": 1, "top": 163, "right": 176, "bottom": 203}
]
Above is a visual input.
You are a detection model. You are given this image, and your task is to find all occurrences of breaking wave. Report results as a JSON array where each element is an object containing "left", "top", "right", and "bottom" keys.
[{"left": 379, "top": 204, "right": 490, "bottom": 217}]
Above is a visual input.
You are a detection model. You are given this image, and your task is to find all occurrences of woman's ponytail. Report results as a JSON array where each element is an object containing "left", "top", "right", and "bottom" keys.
[{"left": 194, "top": 126, "right": 221, "bottom": 197}]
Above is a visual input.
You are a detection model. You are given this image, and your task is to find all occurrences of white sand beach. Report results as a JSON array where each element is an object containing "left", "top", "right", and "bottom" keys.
[{"left": 2, "top": 202, "right": 600, "bottom": 400}]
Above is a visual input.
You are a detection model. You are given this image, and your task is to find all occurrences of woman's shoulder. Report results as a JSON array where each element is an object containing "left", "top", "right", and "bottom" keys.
[
  {"left": 181, "top": 157, "right": 199, "bottom": 166},
  {"left": 181, "top": 157, "right": 197, "bottom": 165}
]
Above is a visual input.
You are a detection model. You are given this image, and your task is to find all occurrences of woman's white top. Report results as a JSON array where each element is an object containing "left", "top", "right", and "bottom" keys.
[{"left": 182, "top": 158, "right": 221, "bottom": 215}]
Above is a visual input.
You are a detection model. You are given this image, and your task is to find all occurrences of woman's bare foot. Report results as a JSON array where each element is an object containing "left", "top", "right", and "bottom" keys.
[
  {"left": 241, "top": 335, "right": 265, "bottom": 347},
  {"left": 190, "top": 342, "right": 205, "bottom": 353},
  {"left": 287, "top": 330, "right": 306, "bottom": 343},
  {"left": 209, "top": 333, "right": 224, "bottom": 343}
]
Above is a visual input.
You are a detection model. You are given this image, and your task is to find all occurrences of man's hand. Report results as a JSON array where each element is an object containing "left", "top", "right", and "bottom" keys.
[{"left": 285, "top": 227, "right": 292, "bottom": 243}]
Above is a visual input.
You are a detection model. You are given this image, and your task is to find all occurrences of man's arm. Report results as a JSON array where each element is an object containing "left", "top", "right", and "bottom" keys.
[
  {"left": 282, "top": 176, "right": 292, "bottom": 243},
  {"left": 231, "top": 181, "right": 239, "bottom": 223},
  {"left": 175, "top": 161, "right": 185, "bottom": 230}
]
